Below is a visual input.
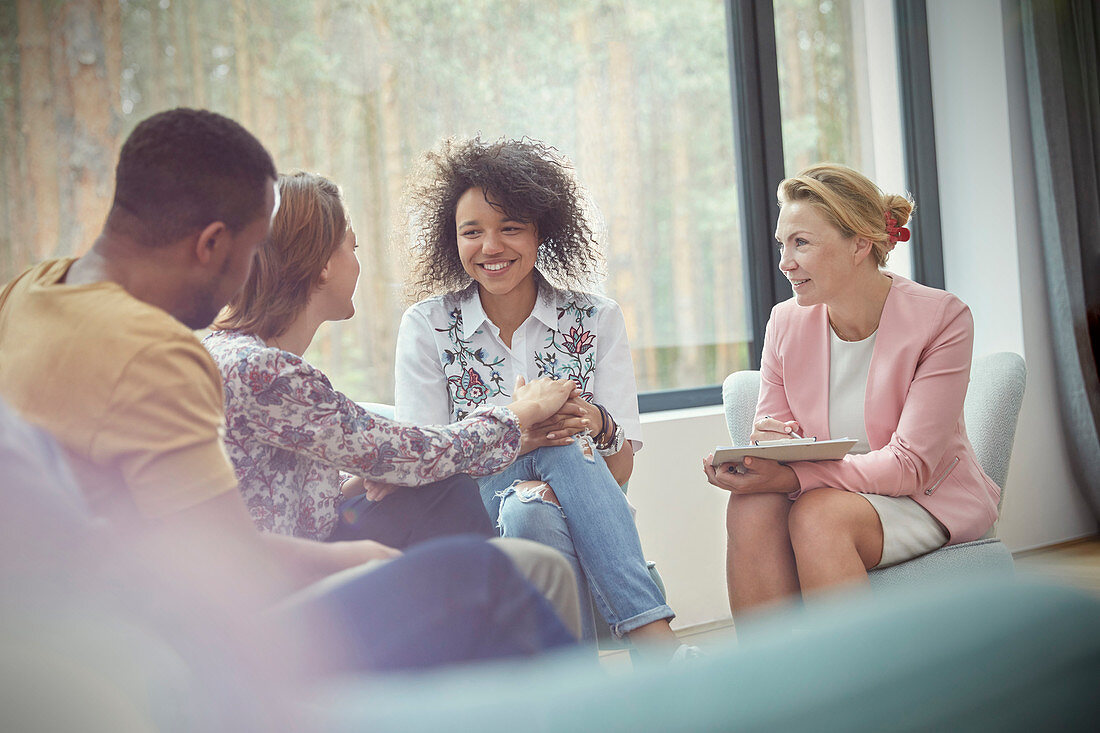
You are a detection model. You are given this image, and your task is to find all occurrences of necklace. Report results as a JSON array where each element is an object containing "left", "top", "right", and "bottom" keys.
[
  {"left": 829, "top": 316, "right": 879, "bottom": 342},
  {"left": 829, "top": 317, "right": 853, "bottom": 342}
]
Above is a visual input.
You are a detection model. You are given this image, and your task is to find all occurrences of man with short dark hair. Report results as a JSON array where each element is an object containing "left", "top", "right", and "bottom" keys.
[
  {"left": 0, "top": 109, "right": 289, "bottom": 529},
  {"left": 0, "top": 108, "right": 579, "bottom": 669}
]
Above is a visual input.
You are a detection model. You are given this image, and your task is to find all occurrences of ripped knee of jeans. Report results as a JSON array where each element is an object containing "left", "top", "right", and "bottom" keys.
[
  {"left": 509, "top": 480, "right": 559, "bottom": 507},
  {"left": 494, "top": 481, "right": 564, "bottom": 535}
]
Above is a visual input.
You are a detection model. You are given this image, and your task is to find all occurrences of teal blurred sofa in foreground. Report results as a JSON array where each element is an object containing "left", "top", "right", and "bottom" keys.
[
  {"left": 311, "top": 577, "right": 1100, "bottom": 732},
  {"left": 3, "top": 396, "right": 1099, "bottom": 732}
]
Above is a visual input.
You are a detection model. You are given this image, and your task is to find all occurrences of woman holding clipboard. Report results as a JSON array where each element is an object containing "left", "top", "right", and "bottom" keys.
[{"left": 703, "top": 164, "right": 1000, "bottom": 614}]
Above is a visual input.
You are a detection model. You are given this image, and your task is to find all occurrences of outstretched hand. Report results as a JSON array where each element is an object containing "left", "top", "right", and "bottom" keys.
[{"left": 702, "top": 454, "right": 800, "bottom": 494}]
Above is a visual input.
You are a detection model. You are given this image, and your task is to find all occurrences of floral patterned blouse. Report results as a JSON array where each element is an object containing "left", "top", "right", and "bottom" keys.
[
  {"left": 394, "top": 282, "right": 642, "bottom": 451},
  {"left": 203, "top": 330, "right": 522, "bottom": 540}
]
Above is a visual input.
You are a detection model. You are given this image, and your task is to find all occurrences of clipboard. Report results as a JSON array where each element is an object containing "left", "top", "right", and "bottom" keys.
[{"left": 710, "top": 438, "right": 857, "bottom": 466}]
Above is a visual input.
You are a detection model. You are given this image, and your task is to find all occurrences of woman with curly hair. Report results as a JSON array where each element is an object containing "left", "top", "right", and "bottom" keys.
[{"left": 395, "top": 137, "right": 690, "bottom": 658}]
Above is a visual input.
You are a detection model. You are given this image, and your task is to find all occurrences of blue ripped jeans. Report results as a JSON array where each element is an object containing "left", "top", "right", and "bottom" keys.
[{"left": 479, "top": 438, "right": 673, "bottom": 641}]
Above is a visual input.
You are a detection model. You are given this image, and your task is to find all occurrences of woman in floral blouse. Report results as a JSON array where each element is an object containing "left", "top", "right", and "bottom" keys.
[
  {"left": 203, "top": 171, "right": 579, "bottom": 551},
  {"left": 395, "top": 138, "right": 690, "bottom": 658}
]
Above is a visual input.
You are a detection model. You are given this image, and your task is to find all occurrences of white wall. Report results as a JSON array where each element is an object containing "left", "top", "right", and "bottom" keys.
[
  {"left": 629, "top": 0, "right": 1096, "bottom": 632},
  {"left": 632, "top": 406, "right": 732, "bottom": 630},
  {"left": 926, "top": 0, "right": 1095, "bottom": 549}
]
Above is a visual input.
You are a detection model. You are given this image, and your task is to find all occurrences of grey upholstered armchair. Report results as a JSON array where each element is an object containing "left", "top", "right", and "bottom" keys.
[{"left": 721, "top": 352, "right": 1026, "bottom": 587}]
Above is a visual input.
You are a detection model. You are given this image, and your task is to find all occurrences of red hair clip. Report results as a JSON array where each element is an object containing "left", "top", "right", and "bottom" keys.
[{"left": 884, "top": 212, "right": 910, "bottom": 245}]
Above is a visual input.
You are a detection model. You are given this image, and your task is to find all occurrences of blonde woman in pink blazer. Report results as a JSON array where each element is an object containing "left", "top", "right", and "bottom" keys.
[{"left": 703, "top": 163, "right": 1000, "bottom": 615}]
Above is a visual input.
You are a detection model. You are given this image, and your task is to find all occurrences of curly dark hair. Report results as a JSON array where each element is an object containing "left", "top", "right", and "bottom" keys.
[{"left": 401, "top": 136, "right": 605, "bottom": 301}]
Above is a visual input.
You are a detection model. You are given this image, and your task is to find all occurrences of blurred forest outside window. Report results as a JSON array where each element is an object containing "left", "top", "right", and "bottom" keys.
[
  {"left": 0, "top": 0, "right": 905, "bottom": 405},
  {"left": 773, "top": 0, "right": 911, "bottom": 279},
  {"left": 0, "top": 0, "right": 748, "bottom": 404}
]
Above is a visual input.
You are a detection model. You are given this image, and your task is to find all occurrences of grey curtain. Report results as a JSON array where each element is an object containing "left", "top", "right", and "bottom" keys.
[{"left": 1021, "top": 0, "right": 1100, "bottom": 520}]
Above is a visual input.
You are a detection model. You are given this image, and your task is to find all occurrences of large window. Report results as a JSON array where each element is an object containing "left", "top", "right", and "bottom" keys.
[{"left": 0, "top": 0, "right": 917, "bottom": 407}]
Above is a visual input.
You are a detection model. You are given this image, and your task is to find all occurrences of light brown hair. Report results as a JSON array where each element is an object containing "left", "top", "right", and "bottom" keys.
[
  {"left": 214, "top": 171, "right": 348, "bottom": 339},
  {"left": 777, "top": 163, "right": 914, "bottom": 266}
]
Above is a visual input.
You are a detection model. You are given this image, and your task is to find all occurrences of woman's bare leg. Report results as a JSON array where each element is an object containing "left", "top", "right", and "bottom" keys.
[
  {"left": 787, "top": 488, "right": 883, "bottom": 598},
  {"left": 725, "top": 492, "right": 799, "bottom": 615},
  {"left": 627, "top": 618, "right": 679, "bottom": 648}
]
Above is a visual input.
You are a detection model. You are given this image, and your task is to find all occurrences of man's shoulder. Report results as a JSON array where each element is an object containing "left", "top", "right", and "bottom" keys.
[
  {"left": 11, "top": 257, "right": 74, "bottom": 285},
  {"left": 7, "top": 258, "right": 194, "bottom": 340},
  {"left": 1, "top": 258, "right": 72, "bottom": 306},
  {"left": 85, "top": 293, "right": 206, "bottom": 371},
  {"left": 2, "top": 258, "right": 210, "bottom": 387}
]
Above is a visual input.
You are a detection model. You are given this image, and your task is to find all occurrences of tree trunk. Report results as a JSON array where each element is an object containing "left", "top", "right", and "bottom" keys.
[
  {"left": 146, "top": 0, "right": 165, "bottom": 111},
  {"left": 312, "top": 0, "right": 333, "bottom": 175},
  {"left": 669, "top": 98, "right": 700, "bottom": 383},
  {"left": 231, "top": 0, "right": 253, "bottom": 127},
  {"left": 0, "top": 29, "right": 28, "bottom": 280},
  {"left": 357, "top": 86, "right": 392, "bottom": 399},
  {"left": 606, "top": 32, "right": 657, "bottom": 388},
  {"left": 781, "top": 2, "right": 807, "bottom": 171},
  {"left": 366, "top": 4, "right": 404, "bottom": 381},
  {"left": 250, "top": 2, "right": 278, "bottom": 158},
  {"left": 185, "top": 0, "right": 207, "bottom": 108},
  {"left": 16, "top": 0, "right": 61, "bottom": 262},
  {"left": 100, "top": 0, "right": 121, "bottom": 109},
  {"left": 56, "top": 0, "right": 118, "bottom": 255},
  {"left": 165, "top": 0, "right": 184, "bottom": 106}
]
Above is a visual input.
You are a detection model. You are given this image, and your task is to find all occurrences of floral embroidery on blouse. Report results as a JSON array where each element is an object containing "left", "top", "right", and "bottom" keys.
[
  {"left": 439, "top": 307, "right": 507, "bottom": 415},
  {"left": 437, "top": 298, "right": 600, "bottom": 419},
  {"left": 203, "top": 330, "right": 521, "bottom": 541},
  {"left": 534, "top": 302, "right": 598, "bottom": 400}
]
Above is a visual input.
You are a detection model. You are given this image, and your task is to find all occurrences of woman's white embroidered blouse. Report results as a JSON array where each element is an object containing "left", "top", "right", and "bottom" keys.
[{"left": 395, "top": 284, "right": 643, "bottom": 451}]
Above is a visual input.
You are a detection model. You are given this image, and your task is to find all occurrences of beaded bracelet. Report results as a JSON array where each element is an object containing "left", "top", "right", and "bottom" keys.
[{"left": 593, "top": 402, "right": 615, "bottom": 449}]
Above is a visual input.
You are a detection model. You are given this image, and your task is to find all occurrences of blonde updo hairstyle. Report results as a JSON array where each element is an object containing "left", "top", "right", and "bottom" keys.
[{"left": 777, "top": 163, "right": 914, "bottom": 267}]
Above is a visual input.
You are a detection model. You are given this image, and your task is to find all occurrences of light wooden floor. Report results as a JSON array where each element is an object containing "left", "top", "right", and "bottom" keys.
[
  {"left": 600, "top": 535, "right": 1100, "bottom": 669},
  {"left": 1013, "top": 535, "right": 1100, "bottom": 594}
]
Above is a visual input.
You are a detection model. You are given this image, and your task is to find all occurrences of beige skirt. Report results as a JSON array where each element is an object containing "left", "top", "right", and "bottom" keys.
[{"left": 859, "top": 493, "right": 949, "bottom": 568}]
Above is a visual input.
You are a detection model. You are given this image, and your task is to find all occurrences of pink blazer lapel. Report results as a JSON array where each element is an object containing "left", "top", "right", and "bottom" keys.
[{"left": 864, "top": 276, "right": 916, "bottom": 449}]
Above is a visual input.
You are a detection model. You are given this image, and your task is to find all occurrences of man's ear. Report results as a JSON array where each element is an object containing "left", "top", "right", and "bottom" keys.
[{"left": 194, "top": 221, "right": 229, "bottom": 267}]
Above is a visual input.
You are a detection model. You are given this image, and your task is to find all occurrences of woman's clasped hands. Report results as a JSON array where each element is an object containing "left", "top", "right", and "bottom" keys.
[
  {"left": 506, "top": 375, "right": 586, "bottom": 453},
  {"left": 510, "top": 375, "right": 595, "bottom": 455},
  {"left": 702, "top": 416, "right": 803, "bottom": 494}
]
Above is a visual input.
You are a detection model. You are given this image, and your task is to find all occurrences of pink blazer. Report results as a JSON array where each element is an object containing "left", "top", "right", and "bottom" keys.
[{"left": 756, "top": 274, "right": 1000, "bottom": 544}]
